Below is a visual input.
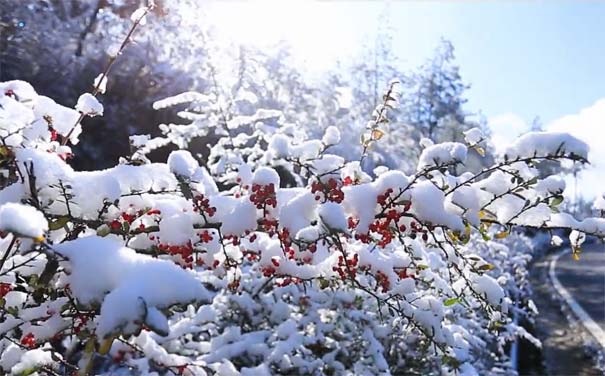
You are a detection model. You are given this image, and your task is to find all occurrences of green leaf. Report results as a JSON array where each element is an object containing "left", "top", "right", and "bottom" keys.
[
  {"left": 444, "top": 297, "right": 461, "bottom": 306},
  {"left": 96, "top": 224, "right": 111, "bottom": 237},
  {"left": 19, "top": 367, "right": 39, "bottom": 376},
  {"left": 478, "top": 263, "right": 495, "bottom": 271},
  {"left": 550, "top": 195, "right": 564, "bottom": 207},
  {"left": 319, "top": 278, "right": 330, "bottom": 289},
  {"left": 48, "top": 216, "right": 70, "bottom": 231}
]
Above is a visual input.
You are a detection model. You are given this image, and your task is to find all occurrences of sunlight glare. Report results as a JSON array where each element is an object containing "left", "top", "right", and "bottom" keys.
[{"left": 203, "top": 0, "right": 373, "bottom": 72}]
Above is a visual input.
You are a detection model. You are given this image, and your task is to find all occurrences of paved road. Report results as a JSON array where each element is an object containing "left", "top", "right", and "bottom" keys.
[
  {"left": 554, "top": 242, "right": 605, "bottom": 333},
  {"left": 525, "top": 245, "right": 604, "bottom": 376}
]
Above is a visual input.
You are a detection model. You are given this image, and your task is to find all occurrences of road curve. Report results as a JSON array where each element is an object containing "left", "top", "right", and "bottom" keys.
[{"left": 550, "top": 243, "right": 605, "bottom": 351}]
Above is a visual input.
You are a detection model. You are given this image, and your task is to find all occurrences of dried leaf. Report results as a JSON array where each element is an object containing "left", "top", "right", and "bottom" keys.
[
  {"left": 371, "top": 128, "right": 385, "bottom": 141},
  {"left": 474, "top": 145, "right": 486, "bottom": 157}
]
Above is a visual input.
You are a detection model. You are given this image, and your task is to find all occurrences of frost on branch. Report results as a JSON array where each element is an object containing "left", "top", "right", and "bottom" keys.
[
  {"left": 0, "top": 203, "right": 47, "bottom": 240},
  {"left": 75, "top": 93, "right": 104, "bottom": 117},
  {"left": 53, "top": 236, "right": 211, "bottom": 338},
  {"left": 503, "top": 131, "right": 588, "bottom": 161},
  {"left": 0, "top": 78, "right": 601, "bottom": 375}
]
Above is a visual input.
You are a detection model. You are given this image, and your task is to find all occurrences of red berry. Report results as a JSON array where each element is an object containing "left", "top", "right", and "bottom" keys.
[
  {"left": 21, "top": 333, "right": 36, "bottom": 349},
  {"left": 0, "top": 283, "right": 12, "bottom": 298}
]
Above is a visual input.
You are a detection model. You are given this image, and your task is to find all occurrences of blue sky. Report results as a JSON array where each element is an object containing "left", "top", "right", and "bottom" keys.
[
  {"left": 386, "top": 1, "right": 605, "bottom": 125},
  {"left": 210, "top": 0, "right": 604, "bottom": 200}
]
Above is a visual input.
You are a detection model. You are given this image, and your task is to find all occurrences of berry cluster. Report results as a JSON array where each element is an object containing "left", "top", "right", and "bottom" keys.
[
  {"left": 374, "top": 270, "right": 391, "bottom": 292},
  {"left": 158, "top": 241, "right": 194, "bottom": 268},
  {"left": 199, "top": 230, "right": 213, "bottom": 243},
  {"left": 193, "top": 194, "right": 216, "bottom": 217},
  {"left": 250, "top": 183, "right": 277, "bottom": 209},
  {"left": 276, "top": 276, "right": 303, "bottom": 287},
  {"left": 351, "top": 190, "right": 418, "bottom": 247},
  {"left": 110, "top": 208, "right": 159, "bottom": 232},
  {"left": 261, "top": 218, "right": 279, "bottom": 236},
  {"left": 73, "top": 313, "right": 90, "bottom": 334},
  {"left": 331, "top": 253, "right": 359, "bottom": 280},
  {"left": 311, "top": 178, "right": 345, "bottom": 203},
  {"left": 397, "top": 267, "right": 414, "bottom": 280}
]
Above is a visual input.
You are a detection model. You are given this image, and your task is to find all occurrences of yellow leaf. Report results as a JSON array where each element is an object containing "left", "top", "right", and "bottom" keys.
[
  {"left": 98, "top": 336, "right": 116, "bottom": 355},
  {"left": 84, "top": 337, "right": 96, "bottom": 354},
  {"left": 33, "top": 235, "right": 45, "bottom": 243},
  {"left": 371, "top": 128, "right": 385, "bottom": 141},
  {"left": 572, "top": 252, "right": 580, "bottom": 261},
  {"left": 474, "top": 145, "right": 486, "bottom": 157},
  {"left": 0, "top": 145, "right": 12, "bottom": 158},
  {"left": 448, "top": 231, "right": 460, "bottom": 243},
  {"left": 494, "top": 231, "right": 509, "bottom": 239}
]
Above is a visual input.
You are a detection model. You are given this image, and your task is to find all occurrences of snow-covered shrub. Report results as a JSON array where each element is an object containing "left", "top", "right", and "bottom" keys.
[{"left": 1, "top": 12, "right": 604, "bottom": 376}]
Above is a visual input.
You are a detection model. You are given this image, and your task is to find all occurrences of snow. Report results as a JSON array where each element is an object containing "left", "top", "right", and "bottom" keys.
[
  {"left": 76, "top": 93, "right": 103, "bottom": 116},
  {"left": 168, "top": 150, "right": 199, "bottom": 178},
  {"left": 411, "top": 181, "right": 464, "bottom": 230},
  {"left": 106, "top": 43, "right": 121, "bottom": 57},
  {"left": 418, "top": 142, "right": 467, "bottom": 170},
  {"left": 131, "top": 7, "right": 148, "bottom": 25},
  {"left": 289, "top": 140, "right": 323, "bottom": 161},
  {"left": 3, "top": 290, "right": 27, "bottom": 308},
  {"left": 130, "top": 134, "right": 151, "bottom": 148},
  {"left": 252, "top": 166, "right": 280, "bottom": 186},
  {"left": 268, "top": 134, "right": 290, "bottom": 158},
  {"left": 279, "top": 190, "right": 317, "bottom": 234},
  {"left": 503, "top": 131, "right": 589, "bottom": 160},
  {"left": 218, "top": 197, "right": 257, "bottom": 236},
  {"left": 373, "top": 170, "right": 409, "bottom": 193},
  {"left": 33, "top": 96, "right": 80, "bottom": 138},
  {"left": 0, "top": 96, "right": 34, "bottom": 140},
  {"left": 157, "top": 200, "right": 194, "bottom": 245},
  {"left": 569, "top": 230, "right": 586, "bottom": 247},
  {"left": 473, "top": 274, "right": 505, "bottom": 307},
  {"left": 2, "top": 75, "right": 597, "bottom": 375},
  {"left": 0, "top": 344, "right": 23, "bottom": 373},
  {"left": 153, "top": 92, "right": 211, "bottom": 110},
  {"left": 53, "top": 236, "right": 211, "bottom": 337},
  {"left": 551, "top": 235, "right": 563, "bottom": 247},
  {"left": 535, "top": 176, "right": 566, "bottom": 195},
  {"left": 463, "top": 127, "right": 484, "bottom": 145},
  {"left": 419, "top": 137, "right": 434, "bottom": 148},
  {"left": 0, "top": 203, "right": 47, "bottom": 240},
  {"left": 10, "top": 349, "right": 57, "bottom": 375},
  {"left": 322, "top": 126, "right": 341, "bottom": 145},
  {"left": 94, "top": 74, "right": 108, "bottom": 94},
  {"left": 318, "top": 202, "right": 347, "bottom": 232},
  {"left": 593, "top": 195, "right": 605, "bottom": 211},
  {"left": 167, "top": 150, "right": 218, "bottom": 195},
  {"left": 547, "top": 213, "right": 605, "bottom": 237},
  {"left": 0, "top": 80, "right": 38, "bottom": 104}
]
